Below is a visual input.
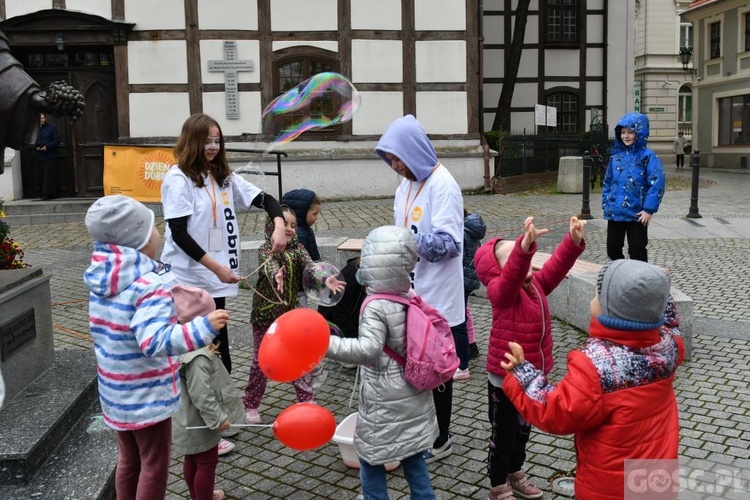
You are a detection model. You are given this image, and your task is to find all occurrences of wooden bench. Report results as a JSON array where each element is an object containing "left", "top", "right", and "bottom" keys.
[{"left": 530, "top": 252, "right": 693, "bottom": 360}]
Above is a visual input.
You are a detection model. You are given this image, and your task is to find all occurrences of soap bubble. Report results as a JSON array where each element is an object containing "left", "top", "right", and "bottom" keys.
[
  {"left": 234, "top": 161, "right": 267, "bottom": 191},
  {"left": 303, "top": 262, "right": 344, "bottom": 307},
  {"left": 262, "top": 72, "right": 361, "bottom": 149}
]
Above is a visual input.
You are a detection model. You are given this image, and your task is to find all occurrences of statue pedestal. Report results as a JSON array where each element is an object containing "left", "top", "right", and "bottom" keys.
[{"left": 0, "top": 268, "right": 54, "bottom": 402}]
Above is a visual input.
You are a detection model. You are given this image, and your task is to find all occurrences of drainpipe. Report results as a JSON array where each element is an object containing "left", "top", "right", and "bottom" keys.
[{"left": 479, "top": 0, "right": 492, "bottom": 191}]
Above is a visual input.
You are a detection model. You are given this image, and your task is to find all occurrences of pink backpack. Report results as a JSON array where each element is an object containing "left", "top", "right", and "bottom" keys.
[{"left": 361, "top": 293, "right": 459, "bottom": 391}]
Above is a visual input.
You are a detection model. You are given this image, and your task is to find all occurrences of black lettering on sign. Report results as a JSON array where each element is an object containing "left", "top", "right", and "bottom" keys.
[{"left": 0, "top": 309, "right": 36, "bottom": 361}]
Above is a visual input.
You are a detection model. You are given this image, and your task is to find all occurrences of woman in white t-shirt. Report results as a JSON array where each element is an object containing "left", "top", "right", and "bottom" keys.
[{"left": 161, "top": 113, "right": 286, "bottom": 373}]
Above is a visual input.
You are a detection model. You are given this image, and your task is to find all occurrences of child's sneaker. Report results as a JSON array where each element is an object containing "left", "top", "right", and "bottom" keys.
[
  {"left": 245, "top": 408, "right": 261, "bottom": 424},
  {"left": 507, "top": 471, "right": 542, "bottom": 499},
  {"left": 217, "top": 438, "right": 235, "bottom": 456},
  {"left": 453, "top": 367, "right": 470, "bottom": 381},
  {"left": 213, "top": 490, "right": 225, "bottom": 500},
  {"left": 488, "top": 483, "right": 515, "bottom": 500},
  {"left": 423, "top": 436, "right": 452, "bottom": 463}
]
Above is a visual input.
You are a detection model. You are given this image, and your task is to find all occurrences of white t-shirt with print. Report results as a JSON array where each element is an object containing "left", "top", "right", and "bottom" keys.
[
  {"left": 393, "top": 164, "right": 465, "bottom": 326},
  {"left": 161, "top": 166, "right": 261, "bottom": 297}
]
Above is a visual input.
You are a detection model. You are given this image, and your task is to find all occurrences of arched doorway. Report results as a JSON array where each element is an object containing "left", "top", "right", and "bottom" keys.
[{"left": 0, "top": 10, "right": 132, "bottom": 198}]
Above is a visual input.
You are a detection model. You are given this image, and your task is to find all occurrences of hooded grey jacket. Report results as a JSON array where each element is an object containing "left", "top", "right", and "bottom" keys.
[{"left": 326, "top": 226, "right": 438, "bottom": 465}]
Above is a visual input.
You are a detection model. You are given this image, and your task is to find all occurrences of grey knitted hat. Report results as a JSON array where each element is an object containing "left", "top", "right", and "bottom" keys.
[
  {"left": 596, "top": 260, "right": 671, "bottom": 330},
  {"left": 85, "top": 195, "right": 155, "bottom": 250}
]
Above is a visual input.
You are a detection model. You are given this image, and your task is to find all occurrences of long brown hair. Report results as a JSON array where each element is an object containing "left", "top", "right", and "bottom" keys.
[{"left": 174, "top": 113, "right": 232, "bottom": 188}]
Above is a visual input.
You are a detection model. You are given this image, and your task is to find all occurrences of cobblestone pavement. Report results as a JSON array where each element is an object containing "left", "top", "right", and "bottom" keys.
[{"left": 13, "top": 167, "right": 750, "bottom": 498}]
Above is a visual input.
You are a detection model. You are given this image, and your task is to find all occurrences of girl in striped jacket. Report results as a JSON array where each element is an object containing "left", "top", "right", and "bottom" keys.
[{"left": 84, "top": 195, "right": 228, "bottom": 500}]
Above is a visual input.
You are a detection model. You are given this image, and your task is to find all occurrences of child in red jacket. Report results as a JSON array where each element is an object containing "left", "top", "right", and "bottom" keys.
[
  {"left": 501, "top": 260, "right": 684, "bottom": 500},
  {"left": 474, "top": 216, "right": 586, "bottom": 499}
]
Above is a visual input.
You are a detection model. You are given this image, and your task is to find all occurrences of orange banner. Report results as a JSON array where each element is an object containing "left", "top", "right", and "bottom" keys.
[{"left": 103, "top": 145, "right": 176, "bottom": 202}]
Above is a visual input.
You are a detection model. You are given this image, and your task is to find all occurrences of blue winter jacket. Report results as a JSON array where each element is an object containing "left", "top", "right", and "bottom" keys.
[
  {"left": 463, "top": 211, "right": 486, "bottom": 293},
  {"left": 602, "top": 113, "right": 665, "bottom": 222},
  {"left": 282, "top": 188, "right": 320, "bottom": 261}
]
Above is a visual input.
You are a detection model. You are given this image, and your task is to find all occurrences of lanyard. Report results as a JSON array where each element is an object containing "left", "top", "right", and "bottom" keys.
[
  {"left": 203, "top": 174, "right": 218, "bottom": 228},
  {"left": 402, "top": 164, "right": 439, "bottom": 227}
]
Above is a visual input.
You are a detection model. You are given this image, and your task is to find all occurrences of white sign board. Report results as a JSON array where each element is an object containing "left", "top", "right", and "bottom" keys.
[
  {"left": 546, "top": 106, "right": 557, "bottom": 127},
  {"left": 535, "top": 104, "right": 547, "bottom": 126},
  {"left": 634, "top": 81, "right": 642, "bottom": 113}
]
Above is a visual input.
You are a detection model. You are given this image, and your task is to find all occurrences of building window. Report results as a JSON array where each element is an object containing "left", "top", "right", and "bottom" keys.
[
  {"left": 547, "top": 0, "right": 578, "bottom": 44},
  {"left": 547, "top": 92, "right": 578, "bottom": 133},
  {"left": 745, "top": 13, "right": 750, "bottom": 52},
  {"left": 680, "top": 22, "right": 693, "bottom": 51},
  {"left": 718, "top": 94, "right": 750, "bottom": 145},
  {"left": 678, "top": 85, "right": 692, "bottom": 134},
  {"left": 272, "top": 52, "right": 340, "bottom": 137},
  {"left": 709, "top": 21, "right": 721, "bottom": 59}
]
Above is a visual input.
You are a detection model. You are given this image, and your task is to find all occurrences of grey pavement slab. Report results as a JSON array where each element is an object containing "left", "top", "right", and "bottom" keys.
[{"left": 3, "top": 168, "right": 750, "bottom": 498}]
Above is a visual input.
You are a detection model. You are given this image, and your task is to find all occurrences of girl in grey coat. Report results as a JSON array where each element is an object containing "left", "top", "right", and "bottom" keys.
[{"left": 326, "top": 225, "right": 438, "bottom": 500}]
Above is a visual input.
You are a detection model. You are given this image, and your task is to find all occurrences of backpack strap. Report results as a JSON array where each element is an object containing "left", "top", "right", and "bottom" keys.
[{"left": 360, "top": 293, "right": 410, "bottom": 366}]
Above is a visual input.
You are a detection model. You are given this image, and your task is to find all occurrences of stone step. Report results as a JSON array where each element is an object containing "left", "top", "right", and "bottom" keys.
[
  {"left": 0, "top": 350, "right": 113, "bottom": 486},
  {"left": 3, "top": 199, "right": 164, "bottom": 226}
]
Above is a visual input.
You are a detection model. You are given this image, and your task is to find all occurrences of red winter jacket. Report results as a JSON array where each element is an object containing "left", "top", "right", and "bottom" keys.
[
  {"left": 474, "top": 233, "right": 585, "bottom": 377},
  {"left": 503, "top": 317, "right": 685, "bottom": 500}
]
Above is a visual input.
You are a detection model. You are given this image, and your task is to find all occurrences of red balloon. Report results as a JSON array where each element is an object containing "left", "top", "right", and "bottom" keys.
[
  {"left": 273, "top": 403, "right": 336, "bottom": 451},
  {"left": 258, "top": 309, "right": 330, "bottom": 382}
]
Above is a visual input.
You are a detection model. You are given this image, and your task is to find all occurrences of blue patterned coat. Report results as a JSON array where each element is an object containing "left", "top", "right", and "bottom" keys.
[{"left": 602, "top": 113, "right": 665, "bottom": 221}]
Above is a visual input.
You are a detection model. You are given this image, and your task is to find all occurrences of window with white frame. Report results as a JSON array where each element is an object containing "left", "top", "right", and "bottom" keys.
[
  {"left": 744, "top": 12, "right": 750, "bottom": 52},
  {"left": 678, "top": 85, "right": 692, "bottom": 125},
  {"left": 680, "top": 22, "right": 693, "bottom": 51}
]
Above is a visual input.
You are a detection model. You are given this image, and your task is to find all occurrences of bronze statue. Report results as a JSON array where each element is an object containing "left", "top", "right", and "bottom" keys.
[{"left": 0, "top": 31, "right": 85, "bottom": 154}]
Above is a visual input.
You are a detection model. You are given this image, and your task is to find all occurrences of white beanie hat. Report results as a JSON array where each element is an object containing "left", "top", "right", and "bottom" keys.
[
  {"left": 596, "top": 260, "right": 671, "bottom": 331},
  {"left": 85, "top": 195, "right": 155, "bottom": 250}
]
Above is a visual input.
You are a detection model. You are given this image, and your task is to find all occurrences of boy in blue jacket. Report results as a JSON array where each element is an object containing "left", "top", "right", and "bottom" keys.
[{"left": 602, "top": 112, "right": 665, "bottom": 262}]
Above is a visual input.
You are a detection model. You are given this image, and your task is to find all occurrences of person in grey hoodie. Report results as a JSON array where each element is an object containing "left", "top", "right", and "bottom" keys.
[{"left": 326, "top": 225, "right": 438, "bottom": 499}]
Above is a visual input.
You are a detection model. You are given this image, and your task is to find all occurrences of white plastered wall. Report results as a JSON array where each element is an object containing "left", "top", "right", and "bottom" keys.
[
  {"left": 416, "top": 92, "right": 468, "bottom": 134},
  {"left": 352, "top": 92, "right": 403, "bottom": 135},
  {"left": 351, "top": 0, "right": 401, "bottom": 29},
  {"left": 129, "top": 93, "right": 190, "bottom": 137},
  {"left": 124, "top": 0, "right": 185, "bottom": 30},
  {"left": 352, "top": 40, "right": 403, "bottom": 83},
  {"left": 270, "top": 0, "right": 337, "bottom": 31},
  {"left": 198, "top": 0, "right": 258, "bottom": 30},
  {"left": 65, "top": 0, "right": 111, "bottom": 19},
  {"left": 202, "top": 92, "right": 263, "bottom": 136},
  {"left": 128, "top": 41, "right": 188, "bottom": 84}
]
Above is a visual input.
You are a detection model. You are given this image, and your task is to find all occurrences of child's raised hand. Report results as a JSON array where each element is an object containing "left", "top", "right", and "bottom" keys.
[
  {"left": 521, "top": 216, "right": 549, "bottom": 252},
  {"left": 500, "top": 341, "right": 525, "bottom": 371},
  {"left": 208, "top": 309, "right": 229, "bottom": 332},
  {"left": 569, "top": 216, "right": 587, "bottom": 246},
  {"left": 274, "top": 268, "right": 285, "bottom": 292},
  {"left": 325, "top": 274, "right": 346, "bottom": 293}
]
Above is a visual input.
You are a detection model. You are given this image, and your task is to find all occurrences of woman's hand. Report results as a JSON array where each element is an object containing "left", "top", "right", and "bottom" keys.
[
  {"left": 499, "top": 342, "right": 525, "bottom": 371},
  {"left": 214, "top": 265, "right": 240, "bottom": 284},
  {"left": 269, "top": 219, "right": 286, "bottom": 253},
  {"left": 219, "top": 420, "right": 232, "bottom": 431}
]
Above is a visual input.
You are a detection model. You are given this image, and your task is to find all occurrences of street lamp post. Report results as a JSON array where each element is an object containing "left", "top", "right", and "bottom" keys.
[{"left": 679, "top": 47, "right": 698, "bottom": 76}]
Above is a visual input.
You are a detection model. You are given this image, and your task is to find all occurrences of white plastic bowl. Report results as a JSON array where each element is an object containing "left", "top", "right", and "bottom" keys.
[{"left": 332, "top": 413, "right": 400, "bottom": 471}]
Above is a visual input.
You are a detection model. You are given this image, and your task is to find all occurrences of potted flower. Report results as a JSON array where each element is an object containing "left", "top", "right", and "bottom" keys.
[{"left": 0, "top": 199, "right": 30, "bottom": 270}]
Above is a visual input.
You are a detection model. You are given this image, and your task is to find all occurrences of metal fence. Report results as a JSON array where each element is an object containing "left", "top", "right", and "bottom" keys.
[{"left": 494, "top": 132, "right": 615, "bottom": 178}]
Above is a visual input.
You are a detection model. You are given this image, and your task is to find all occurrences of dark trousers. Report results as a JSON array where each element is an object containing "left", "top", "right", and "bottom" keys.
[
  {"left": 213, "top": 297, "right": 231, "bottom": 373},
  {"left": 606, "top": 220, "right": 649, "bottom": 262},
  {"left": 183, "top": 445, "right": 220, "bottom": 500},
  {"left": 37, "top": 157, "right": 59, "bottom": 198},
  {"left": 430, "top": 322, "right": 465, "bottom": 448},
  {"left": 676, "top": 154, "right": 685, "bottom": 169},
  {"left": 453, "top": 316, "right": 469, "bottom": 371},
  {"left": 487, "top": 382, "right": 531, "bottom": 487},
  {"left": 115, "top": 418, "right": 172, "bottom": 500}
]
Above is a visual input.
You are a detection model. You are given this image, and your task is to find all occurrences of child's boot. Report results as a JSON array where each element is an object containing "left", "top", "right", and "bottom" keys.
[
  {"left": 507, "top": 470, "right": 543, "bottom": 499},
  {"left": 488, "top": 483, "right": 515, "bottom": 500}
]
